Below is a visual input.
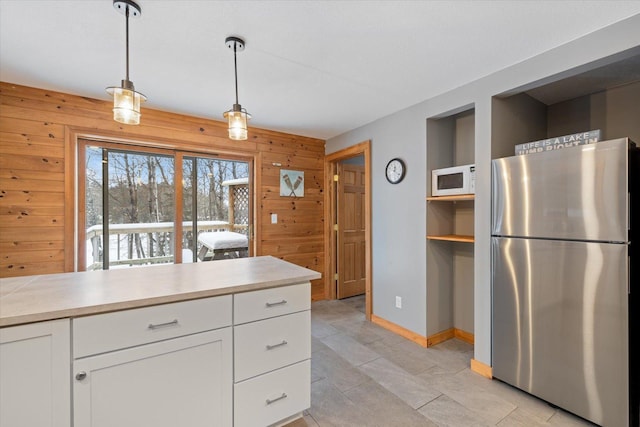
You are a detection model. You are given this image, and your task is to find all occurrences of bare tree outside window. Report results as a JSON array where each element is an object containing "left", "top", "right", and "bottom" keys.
[
  {"left": 84, "top": 145, "right": 249, "bottom": 270},
  {"left": 183, "top": 156, "right": 249, "bottom": 262}
]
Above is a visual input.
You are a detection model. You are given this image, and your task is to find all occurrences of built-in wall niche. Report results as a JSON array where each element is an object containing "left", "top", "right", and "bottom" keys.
[
  {"left": 492, "top": 52, "right": 640, "bottom": 159},
  {"left": 425, "top": 107, "right": 475, "bottom": 346}
]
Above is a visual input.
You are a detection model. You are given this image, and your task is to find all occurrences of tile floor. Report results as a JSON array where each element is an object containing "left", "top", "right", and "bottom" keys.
[{"left": 292, "top": 295, "right": 596, "bottom": 427}]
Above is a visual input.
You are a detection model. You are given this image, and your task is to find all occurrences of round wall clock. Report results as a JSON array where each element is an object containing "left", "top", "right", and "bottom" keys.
[{"left": 385, "top": 158, "right": 406, "bottom": 184}]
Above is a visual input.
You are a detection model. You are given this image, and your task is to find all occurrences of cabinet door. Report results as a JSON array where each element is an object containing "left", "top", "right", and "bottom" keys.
[
  {"left": 73, "top": 327, "right": 232, "bottom": 427},
  {"left": 0, "top": 319, "right": 71, "bottom": 427}
]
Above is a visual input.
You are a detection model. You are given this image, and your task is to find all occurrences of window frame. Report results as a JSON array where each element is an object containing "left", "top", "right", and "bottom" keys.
[{"left": 76, "top": 136, "right": 255, "bottom": 271}]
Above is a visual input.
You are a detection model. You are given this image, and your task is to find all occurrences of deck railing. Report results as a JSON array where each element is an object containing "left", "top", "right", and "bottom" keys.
[{"left": 86, "top": 220, "right": 248, "bottom": 270}]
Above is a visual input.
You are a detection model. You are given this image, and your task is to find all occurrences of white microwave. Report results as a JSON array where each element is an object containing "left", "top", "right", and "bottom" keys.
[{"left": 431, "top": 164, "right": 475, "bottom": 196}]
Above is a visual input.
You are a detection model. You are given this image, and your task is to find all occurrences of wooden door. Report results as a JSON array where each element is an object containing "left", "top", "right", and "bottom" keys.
[{"left": 337, "top": 163, "right": 366, "bottom": 298}]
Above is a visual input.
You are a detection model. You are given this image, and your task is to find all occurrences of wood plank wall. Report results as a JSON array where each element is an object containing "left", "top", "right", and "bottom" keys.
[{"left": 0, "top": 82, "right": 326, "bottom": 300}]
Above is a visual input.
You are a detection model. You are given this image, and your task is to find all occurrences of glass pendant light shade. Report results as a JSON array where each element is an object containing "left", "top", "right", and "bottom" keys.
[
  {"left": 106, "top": 80, "right": 146, "bottom": 125},
  {"left": 106, "top": 0, "right": 145, "bottom": 125},
  {"left": 224, "top": 36, "right": 250, "bottom": 141},
  {"left": 224, "top": 104, "right": 251, "bottom": 140}
]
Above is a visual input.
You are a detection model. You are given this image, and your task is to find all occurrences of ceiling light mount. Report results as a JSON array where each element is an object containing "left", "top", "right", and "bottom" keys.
[
  {"left": 106, "top": 0, "right": 146, "bottom": 125},
  {"left": 223, "top": 36, "right": 251, "bottom": 141},
  {"left": 113, "top": 0, "right": 141, "bottom": 17},
  {"left": 225, "top": 36, "right": 245, "bottom": 52}
]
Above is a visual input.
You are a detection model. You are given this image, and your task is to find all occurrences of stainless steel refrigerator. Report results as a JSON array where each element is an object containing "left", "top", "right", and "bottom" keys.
[{"left": 491, "top": 138, "right": 638, "bottom": 427}]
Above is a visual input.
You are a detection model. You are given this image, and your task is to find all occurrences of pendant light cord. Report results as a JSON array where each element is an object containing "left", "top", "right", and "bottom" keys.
[
  {"left": 234, "top": 42, "right": 239, "bottom": 105},
  {"left": 125, "top": 5, "right": 130, "bottom": 82}
]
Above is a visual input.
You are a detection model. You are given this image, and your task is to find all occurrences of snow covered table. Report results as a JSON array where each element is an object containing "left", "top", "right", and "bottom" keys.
[{"left": 197, "top": 231, "right": 249, "bottom": 260}]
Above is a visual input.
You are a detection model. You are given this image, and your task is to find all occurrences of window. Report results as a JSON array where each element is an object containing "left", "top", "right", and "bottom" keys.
[
  {"left": 181, "top": 155, "right": 250, "bottom": 263},
  {"left": 78, "top": 140, "right": 252, "bottom": 271}
]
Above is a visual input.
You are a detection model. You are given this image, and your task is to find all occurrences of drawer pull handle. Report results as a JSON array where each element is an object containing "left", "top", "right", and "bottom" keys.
[
  {"left": 148, "top": 319, "right": 179, "bottom": 330},
  {"left": 266, "top": 393, "right": 288, "bottom": 405},
  {"left": 75, "top": 371, "right": 87, "bottom": 381},
  {"left": 265, "top": 299, "right": 287, "bottom": 307},
  {"left": 266, "top": 340, "right": 288, "bottom": 350}
]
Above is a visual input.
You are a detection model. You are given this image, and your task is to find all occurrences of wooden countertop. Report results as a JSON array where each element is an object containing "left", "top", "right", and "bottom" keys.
[{"left": 0, "top": 256, "right": 321, "bottom": 327}]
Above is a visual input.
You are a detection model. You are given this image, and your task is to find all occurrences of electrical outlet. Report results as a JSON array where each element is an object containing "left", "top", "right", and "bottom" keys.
[
  {"left": 271, "top": 213, "right": 278, "bottom": 224},
  {"left": 395, "top": 296, "right": 402, "bottom": 309}
]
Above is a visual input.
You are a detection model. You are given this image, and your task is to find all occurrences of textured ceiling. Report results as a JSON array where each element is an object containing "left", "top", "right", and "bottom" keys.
[{"left": 1, "top": 1, "right": 639, "bottom": 139}]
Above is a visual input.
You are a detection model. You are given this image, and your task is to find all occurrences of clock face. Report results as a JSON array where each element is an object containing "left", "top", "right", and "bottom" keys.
[{"left": 385, "top": 158, "right": 405, "bottom": 184}]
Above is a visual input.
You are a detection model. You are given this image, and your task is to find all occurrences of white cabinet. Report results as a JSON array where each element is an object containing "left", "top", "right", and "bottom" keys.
[
  {"left": 234, "top": 360, "right": 311, "bottom": 427},
  {"left": 0, "top": 283, "right": 312, "bottom": 427},
  {"left": 0, "top": 319, "right": 71, "bottom": 427},
  {"left": 73, "top": 295, "right": 232, "bottom": 358},
  {"left": 233, "top": 282, "right": 311, "bottom": 427},
  {"left": 233, "top": 283, "right": 310, "bottom": 324},
  {"left": 73, "top": 328, "right": 232, "bottom": 427},
  {"left": 72, "top": 295, "right": 233, "bottom": 427},
  {"left": 234, "top": 310, "right": 310, "bottom": 382}
]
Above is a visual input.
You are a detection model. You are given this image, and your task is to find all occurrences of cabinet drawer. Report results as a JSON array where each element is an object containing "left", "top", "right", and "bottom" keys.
[
  {"left": 73, "top": 295, "right": 232, "bottom": 358},
  {"left": 234, "top": 359, "right": 310, "bottom": 427},
  {"left": 234, "top": 282, "right": 310, "bottom": 324},
  {"left": 234, "top": 310, "right": 310, "bottom": 382}
]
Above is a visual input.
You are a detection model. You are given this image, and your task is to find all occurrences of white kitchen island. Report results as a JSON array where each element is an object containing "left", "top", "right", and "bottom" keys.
[{"left": 0, "top": 256, "right": 321, "bottom": 427}]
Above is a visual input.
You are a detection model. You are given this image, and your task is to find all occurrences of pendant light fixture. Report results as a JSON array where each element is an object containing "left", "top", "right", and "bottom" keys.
[
  {"left": 223, "top": 36, "right": 251, "bottom": 140},
  {"left": 106, "top": 0, "right": 146, "bottom": 125}
]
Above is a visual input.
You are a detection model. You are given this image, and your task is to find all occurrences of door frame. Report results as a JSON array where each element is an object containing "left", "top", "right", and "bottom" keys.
[{"left": 324, "top": 140, "right": 372, "bottom": 319}]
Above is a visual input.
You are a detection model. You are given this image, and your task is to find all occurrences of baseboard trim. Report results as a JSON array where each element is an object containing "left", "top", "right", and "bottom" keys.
[
  {"left": 425, "top": 327, "right": 475, "bottom": 347},
  {"left": 454, "top": 328, "right": 474, "bottom": 345},
  {"left": 371, "top": 314, "right": 427, "bottom": 347},
  {"left": 426, "top": 328, "right": 454, "bottom": 347},
  {"left": 470, "top": 358, "right": 493, "bottom": 379},
  {"left": 370, "top": 317, "right": 476, "bottom": 349}
]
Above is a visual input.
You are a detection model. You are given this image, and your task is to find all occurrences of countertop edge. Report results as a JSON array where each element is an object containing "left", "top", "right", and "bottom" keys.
[{"left": 0, "top": 257, "right": 321, "bottom": 328}]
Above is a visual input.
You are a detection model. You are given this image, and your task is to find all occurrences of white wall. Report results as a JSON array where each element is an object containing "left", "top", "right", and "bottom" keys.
[{"left": 326, "top": 14, "right": 640, "bottom": 367}]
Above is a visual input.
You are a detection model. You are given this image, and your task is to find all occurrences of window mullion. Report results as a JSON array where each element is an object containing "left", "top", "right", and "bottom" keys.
[
  {"left": 192, "top": 157, "right": 198, "bottom": 262},
  {"left": 102, "top": 148, "right": 110, "bottom": 270}
]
